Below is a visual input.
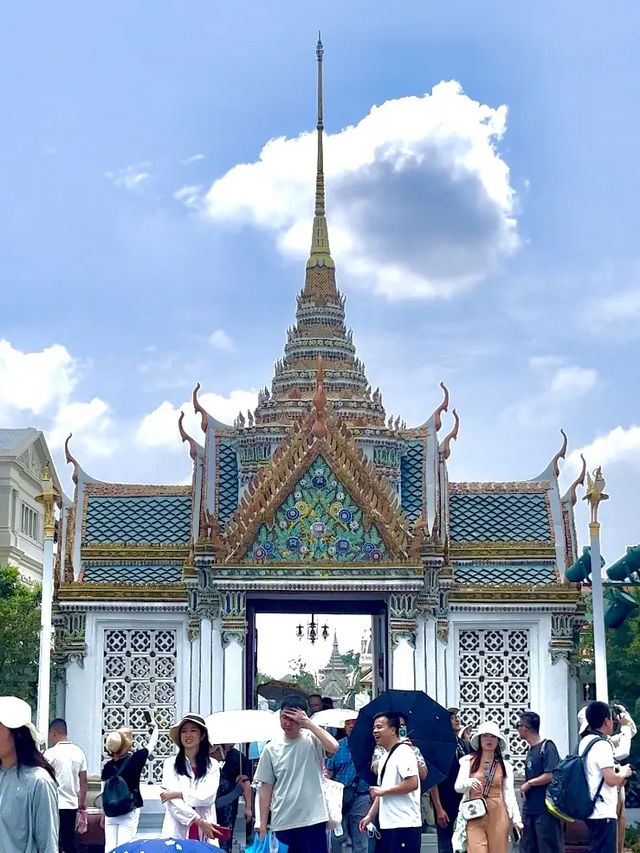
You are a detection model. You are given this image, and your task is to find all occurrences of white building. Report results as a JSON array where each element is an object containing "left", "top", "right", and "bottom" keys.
[{"left": 0, "top": 428, "right": 62, "bottom": 584}]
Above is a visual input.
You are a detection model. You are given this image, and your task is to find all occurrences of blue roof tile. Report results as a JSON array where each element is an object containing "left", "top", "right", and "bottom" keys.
[
  {"left": 82, "top": 563, "right": 183, "bottom": 584},
  {"left": 454, "top": 561, "right": 557, "bottom": 585},
  {"left": 84, "top": 494, "right": 191, "bottom": 544},
  {"left": 449, "top": 491, "right": 552, "bottom": 543},
  {"left": 401, "top": 440, "right": 423, "bottom": 524}
]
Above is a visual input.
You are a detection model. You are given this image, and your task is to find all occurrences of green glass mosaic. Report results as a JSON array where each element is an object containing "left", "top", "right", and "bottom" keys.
[{"left": 244, "top": 454, "right": 386, "bottom": 562}]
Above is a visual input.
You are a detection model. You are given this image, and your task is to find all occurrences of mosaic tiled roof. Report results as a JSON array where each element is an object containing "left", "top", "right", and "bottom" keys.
[
  {"left": 449, "top": 491, "right": 552, "bottom": 543},
  {"left": 401, "top": 440, "right": 423, "bottom": 523},
  {"left": 453, "top": 561, "right": 557, "bottom": 585},
  {"left": 84, "top": 495, "right": 191, "bottom": 544},
  {"left": 218, "top": 442, "right": 239, "bottom": 525},
  {"left": 82, "top": 564, "right": 183, "bottom": 584}
]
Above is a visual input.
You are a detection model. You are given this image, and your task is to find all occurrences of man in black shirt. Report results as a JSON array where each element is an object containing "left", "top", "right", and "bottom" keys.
[
  {"left": 516, "top": 711, "right": 565, "bottom": 853},
  {"left": 430, "top": 708, "right": 470, "bottom": 853}
]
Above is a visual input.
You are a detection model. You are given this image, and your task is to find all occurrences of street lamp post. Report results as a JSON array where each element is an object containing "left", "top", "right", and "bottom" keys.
[{"left": 584, "top": 467, "right": 609, "bottom": 703}]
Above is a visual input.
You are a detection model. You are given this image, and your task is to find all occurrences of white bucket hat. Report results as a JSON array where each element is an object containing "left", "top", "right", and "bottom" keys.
[
  {"left": 0, "top": 696, "right": 40, "bottom": 743},
  {"left": 577, "top": 706, "right": 589, "bottom": 735},
  {"left": 470, "top": 720, "right": 508, "bottom": 753}
]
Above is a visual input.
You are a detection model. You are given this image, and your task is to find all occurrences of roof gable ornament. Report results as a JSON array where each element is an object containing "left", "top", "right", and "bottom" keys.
[
  {"left": 416, "top": 381, "right": 449, "bottom": 431},
  {"left": 223, "top": 403, "right": 412, "bottom": 563},
  {"left": 532, "top": 428, "right": 568, "bottom": 482},
  {"left": 178, "top": 411, "right": 202, "bottom": 461},
  {"left": 440, "top": 408, "right": 460, "bottom": 460},
  {"left": 562, "top": 453, "right": 587, "bottom": 506}
]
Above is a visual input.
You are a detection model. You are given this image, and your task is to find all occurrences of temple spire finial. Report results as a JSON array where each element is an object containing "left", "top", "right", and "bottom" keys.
[{"left": 307, "top": 33, "right": 334, "bottom": 269}]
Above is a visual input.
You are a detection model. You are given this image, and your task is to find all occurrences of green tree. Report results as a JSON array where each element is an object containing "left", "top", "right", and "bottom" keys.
[
  {"left": 340, "top": 649, "right": 360, "bottom": 672},
  {"left": 285, "top": 656, "right": 318, "bottom": 694},
  {"left": 605, "top": 588, "right": 640, "bottom": 720},
  {"left": 0, "top": 566, "right": 41, "bottom": 705}
]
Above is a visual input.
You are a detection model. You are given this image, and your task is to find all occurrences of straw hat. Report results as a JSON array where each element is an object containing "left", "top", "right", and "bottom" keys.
[
  {"left": 470, "top": 720, "right": 508, "bottom": 753},
  {"left": 105, "top": 727, "right": 134, "bottom": 756},
  {"left": 0, "top": 696, "right": 40, "bottom": 744},
  {"left": 169, "top": 713, "right": 208, "bottom": 746}
]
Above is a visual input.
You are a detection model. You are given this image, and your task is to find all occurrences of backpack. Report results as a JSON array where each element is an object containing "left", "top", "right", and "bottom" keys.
[
  {"left": 545, "top": 736, "right": 607, "bottom": 822},
  {"left": 102, "top": 753, "right": 135, "bottom": 817}
]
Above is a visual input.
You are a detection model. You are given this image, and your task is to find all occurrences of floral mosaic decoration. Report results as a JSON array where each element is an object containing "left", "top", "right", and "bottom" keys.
[{"left": 244, "top": 455, "right": 386, "bottom": 562}]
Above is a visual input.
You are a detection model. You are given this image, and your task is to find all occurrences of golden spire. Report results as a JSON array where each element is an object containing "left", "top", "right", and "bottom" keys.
[{"left": 307, "top": 32, "right": 334, "bottom": 269}]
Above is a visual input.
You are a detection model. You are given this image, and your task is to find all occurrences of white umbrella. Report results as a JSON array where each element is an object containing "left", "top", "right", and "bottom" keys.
[
  {"left": 205, "top": 709, "right": 281, "bottom": 744},
  {"left": 311, "top": 708, "right": 359, "bottom": 728}
]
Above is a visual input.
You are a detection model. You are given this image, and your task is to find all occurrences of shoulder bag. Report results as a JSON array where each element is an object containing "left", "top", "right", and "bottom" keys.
[{"left": 459, "top": 758, "right": 497, "bottom": 822}]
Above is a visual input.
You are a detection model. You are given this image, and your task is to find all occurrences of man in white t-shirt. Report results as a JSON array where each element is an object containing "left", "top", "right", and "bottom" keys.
[
  {"left": 578, "top": 701, "right": 632, "bottom": 853},
  {"left": 359, "top": 712, "right": 421, "bottom": 853},
  {"left": 44, "top": 718, "right": 87, "bottom": 853},
  {"left": 256, "top": 695, "right": 339, "bottom": 853}
]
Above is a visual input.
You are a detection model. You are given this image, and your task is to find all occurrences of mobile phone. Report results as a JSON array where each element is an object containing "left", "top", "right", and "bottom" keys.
[
  {"left": 143, "top": 710, "right": 152, "bottom": 724},
  {"left": 512, "top": 827, "right": 521, "bottom": 843},
  {"left": 213, "top": 825, "right": 232, "bottom": 841}
]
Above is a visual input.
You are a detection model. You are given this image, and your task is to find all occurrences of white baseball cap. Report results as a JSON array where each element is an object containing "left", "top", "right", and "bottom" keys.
[{"left": 0, "top": 696, "right": 40, "bottom": 743}]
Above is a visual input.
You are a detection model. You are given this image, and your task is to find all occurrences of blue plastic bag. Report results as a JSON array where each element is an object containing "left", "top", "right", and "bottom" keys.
[{"left": 245, "top": 831, "right": 288, "bottom": 853}]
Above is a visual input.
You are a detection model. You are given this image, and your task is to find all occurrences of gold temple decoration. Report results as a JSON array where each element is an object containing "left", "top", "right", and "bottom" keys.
[
  {"left": 224, "top": 405, "right": 412, "bottom": 563},
  {"left": 584, "top": 465, "right": 609, "bottom": 526},
  {"left": 192, "top": 382, "right": 209, "bottom": 433},
  {"left": 565, "top": 453, "right": 587, "bottom": 506},
  {"left": 178, "top": 411, "right": 200, "bottom": 460},
  {"left": 306, "top": 33, "right": 334, "bottom": 271},
  {"left": 312, "top": 356, "right": 328, "bottom": 439},
  {"left": 36, "top": 465, "right": 60, "bottom": 540},
  {"left": 441, "top": 408, "right": 460, "bottom": 460},
  {"left": 550, "top": 428, "right": 568, "bottom": 477}
]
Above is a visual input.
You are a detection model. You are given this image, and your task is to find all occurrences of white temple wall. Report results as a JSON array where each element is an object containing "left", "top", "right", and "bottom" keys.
[{"left": 65, "top": 608, "right": 190, "bottom": 777}]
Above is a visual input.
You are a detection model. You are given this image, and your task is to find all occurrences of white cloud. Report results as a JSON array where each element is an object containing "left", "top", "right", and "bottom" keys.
[
  {"left": 590, "top": 287, "right": 640, "bottom": 325},
  {"left": 106, "top": 163, "right": 151, "bottom": 192},
  {"left": 137, "top": 389, "right": 259, "bottom": 450},
  {"left": 204, "top": 81, "right": 518, "bottom": 299},
  {"left": 0, "top": 339, "right": 115, "bottom": 456},
  {"left": 181, "top": 154, "right": 205, "bottom": 165},
  {"left": 567, "top": 425, "right": 640, "bottom": 472},
  {"left": 173, "top": 185, "right": 203, "bottom": 210},
  {"left": 0, "top": 340, "right": 76, "bottom": 414},
  {"left": 504, "top": 361, "right": 598, "bottom": 427},
  {"left": 208, "top": 329, "right": 235, "bottom": 352},
  {"left": 549, "top": 366, "right": 598, "bottom": 395}
]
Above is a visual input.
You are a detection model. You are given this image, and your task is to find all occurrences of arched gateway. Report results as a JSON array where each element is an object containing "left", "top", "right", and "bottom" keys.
[{"left": 53, "top": 38, "right": 584, "bottom": 786}]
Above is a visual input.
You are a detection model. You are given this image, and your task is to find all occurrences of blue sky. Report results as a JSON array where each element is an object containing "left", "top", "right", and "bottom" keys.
[{"left": 1, "top": 0, "right": 639, "bottom": 565}]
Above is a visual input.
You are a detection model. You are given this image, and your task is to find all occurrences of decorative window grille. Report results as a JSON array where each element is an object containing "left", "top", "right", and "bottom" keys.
[
  {"left": 458, "top": 628, "right": 531, "bottom": 775},
  {"left": 102, "top": 628, "right": 177, "bottom": 783}
]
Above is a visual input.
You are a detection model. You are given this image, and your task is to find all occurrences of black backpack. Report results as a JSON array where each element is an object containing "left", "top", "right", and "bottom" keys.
[
  {"left": 545, "top": 735, "right": 607, "bottom": 822},
  {"left": 102, "top": 753, "right": 135, "bottom": 817}
]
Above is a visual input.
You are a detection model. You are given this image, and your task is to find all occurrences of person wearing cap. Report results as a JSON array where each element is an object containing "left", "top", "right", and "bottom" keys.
[
  {"left": 44, "top": 718, "right": 88, "bottom": 853},
  {"left": 429, "top": 708, "right": 471, "bottom": 853},
  {"left": 101, "top": 712, "right": 159, "bottom": 851},
  {"left": 578, "top": 701, "right": 632, "bottom": 853},
  {"left": 455, "top": 720, "right": 522, "bottom": 853},
  {"left": 515, "top": 711, "right": 564, "bottom": 853},
  {"left": 161, "top": 712, "right": 223, "bottom": 845},
  {"left": 0, "top": 695, "right": 59, "bottom": 853},
  {"left": 255, "top": 694, "right": 339, "bottom": 853}
]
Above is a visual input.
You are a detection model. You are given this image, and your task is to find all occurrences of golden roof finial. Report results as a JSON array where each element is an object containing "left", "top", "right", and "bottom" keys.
[
  {"left": 564, "top": 453, "right": 587, "bottom": 506},
  {"left": 306, "top": 33, "right": 334, "bottom": 270},
  {"left": 64, "top": 433, "right": 80, "bottom": 485},
  {"left": 312, "top": 355, "right": 328, "bottom": 438},
  {"left": 192, "top": 382, "right": 209, "bottom": 433}
]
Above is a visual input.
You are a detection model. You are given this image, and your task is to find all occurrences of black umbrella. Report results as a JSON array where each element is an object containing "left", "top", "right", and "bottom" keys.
[{"left": 349, "top": 690, "right": 456, "bottom": 789}]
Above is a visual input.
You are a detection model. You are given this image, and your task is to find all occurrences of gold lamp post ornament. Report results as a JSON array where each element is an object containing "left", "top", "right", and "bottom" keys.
[{"left": 583, "top": 466, "right": 610, "bottom": 703}]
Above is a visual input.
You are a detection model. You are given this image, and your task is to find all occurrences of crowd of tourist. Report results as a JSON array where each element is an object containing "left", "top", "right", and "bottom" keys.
[{"left": 0, "top": 692, "right": 636, "bottom": 853}]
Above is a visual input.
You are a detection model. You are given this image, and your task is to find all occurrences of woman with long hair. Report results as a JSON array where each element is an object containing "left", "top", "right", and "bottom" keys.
[
  {"left": 0, "top": 696, "right": 59, "bottom": 853},
  {"left": 161, "top": 712, "right": 223, "bottom": 845},
  {"left": 101, "top": 713, "right": 159, "bottom": 852},
  {"left": 455, "top": 721, "right": 522, "bottom": 853}
]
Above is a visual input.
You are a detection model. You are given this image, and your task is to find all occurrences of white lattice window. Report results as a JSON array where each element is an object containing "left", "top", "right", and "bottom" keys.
[
  {"left": 102, "top": 628, "right": 177, "bottom": 783},
  {"left": 458, "top": 628, "right": 531, "bottom": 775}
]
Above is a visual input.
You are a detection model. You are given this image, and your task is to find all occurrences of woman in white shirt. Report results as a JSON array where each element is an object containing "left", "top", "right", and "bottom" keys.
[
  {"left": 161, "top": 712, "right": 223, "bottom": 845},
  {"left": 454, "top": 721, "right": 522, "bottom": 853}
]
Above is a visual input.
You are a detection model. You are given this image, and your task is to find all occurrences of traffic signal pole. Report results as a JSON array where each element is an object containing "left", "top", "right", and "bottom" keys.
[
  {"left": 584, "top": 467, "right": 609, "bottom": 703},
  {"left": 589, "top": 520, "right": 609, "bottom": 703}
]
